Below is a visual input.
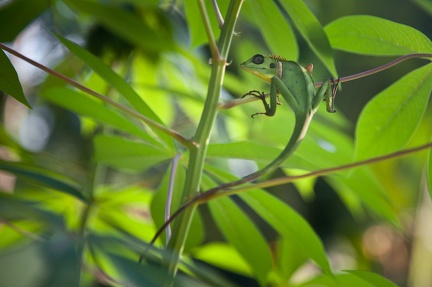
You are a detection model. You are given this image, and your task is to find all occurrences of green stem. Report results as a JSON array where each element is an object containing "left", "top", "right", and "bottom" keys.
[{"left": 164, "top": 0, "right": 244, "bottom": 281}]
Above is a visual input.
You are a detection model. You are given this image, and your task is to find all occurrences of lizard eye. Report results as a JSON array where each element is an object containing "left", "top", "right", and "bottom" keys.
[
  {"left": 252, "top": 54, "right": 264, "bottom": 65},
  {"left": 270, "top": 63, "right": 275, "bottom": 68}
]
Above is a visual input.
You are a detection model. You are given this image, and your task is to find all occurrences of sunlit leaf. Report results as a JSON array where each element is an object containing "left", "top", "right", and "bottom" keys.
[
  {"left": 428, "top": 148, "right": 432, "bottom": 199},
  {"left": 327, "top": 168, "right": 397, "bottom": 223},
  {"left": 52, "top": 33, "right": 174, "bottom": 147},
  {"left": 295, "top": 273, "right": 396, "bottom": 287},
  {"left": 325, "top": 15, "right": 432, "bottom": 55},
  {"left": 355, "top": 63, "right": 432, "bottom": 160},
  {"left": 345, "top": 270, "right": 398, "bottom": 287},
  {"left": 208, "top": 197, "right": 273, "bottom": 285},
  {"left": 192, "top": 242, "right": 252, "bottom": 276},
  {"left": 43, "top": 87, "right": 159, "bottom": 145},
  {"left": 239, "top": 190, "right": 332, "bottom": 276},
  {"left": 93, "top": 135, "right": 174, "bottom": 172},
  {"left": 243, "top": 0, "right": 298, "bottom": 60},
  {"left": 276, "top": 237, "right": 308, "bottom": 281},
  {"left": 0, "top": 160, "right": 86, "bottom": 202},
  {"left": 278, "top": 0, "right": 337, "bottom": 76},
  {"left": 0, "top": 49, "right": 30, "bottom": 108}
]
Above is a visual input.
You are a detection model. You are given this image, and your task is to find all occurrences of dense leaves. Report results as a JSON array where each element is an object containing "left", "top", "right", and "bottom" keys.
[{"left": 0, "top": 1, "right": 431, "bottom": 287}]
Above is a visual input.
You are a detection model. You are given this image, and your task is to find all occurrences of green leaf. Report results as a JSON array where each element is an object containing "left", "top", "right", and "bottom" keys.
[
  {"left": 428, "top": 148, "right": 432, "bottom": 199},
  {"left": 296, "top": 273, "right": 376, "bottom": 287},
  {"left": 93, "top": 135, "right": 174, "bottom": 172},
  {"left": 192, "top": 243, "right": 252, "bottom": 277},
  {"left": 63, "top": 0, "right": 174, "bottom": 52},
  {"left": 106, "top": 253, "right": 203, "bottom": 286},
  {"left": 0, "top": 49, "right": 30, "bottom": 108},
  {"left": 325, "top": 15, "right": 432, "bottom": 55},
  {"left": 43, "top": 87, "right": 159, "bottom": 145},
  {"left": 208, "top": 197, "right": 273, "bottom": 285},
  {"left": 334, "top": 168, "right": 397, "bottom": 223},
  {"left": 0, "top": 160, "right": 86, "bottom": 202},
  {"left": 277, "top": 237, "right": 308, "bottom": 281},
  {"left": 278, "top": 0, "right": 337, "bottom": 76},
  {"left": 239, "top": 190, "right": 332, "bottom": 276},
  {"left": 207, "top": 141, "right": 280, "bottom": 163},
  {"left": 95, "top": 186, "right": 156, "bottom": 243},
  {"left": 355, "top": 63, "right": 432, "bottom": 160},
  {"left": 243, "top": 0, "right": 298, "bottom": 60},
  {"left": 0, "top": 0, "right": 50, "bottom": 42},
  {"left": 52, "top": 33, "right": 173, "bottom": 147},
  {"left": 344, "top": 270, "right": 398, "bottom": 287}
]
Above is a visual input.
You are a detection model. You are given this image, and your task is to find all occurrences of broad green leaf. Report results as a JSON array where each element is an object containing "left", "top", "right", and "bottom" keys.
[
  {"left": 355, "top": 63, "right": 432, "bottom": 160},
  {"left": 63, "top": 0, "right": 174, "bottom": 52},
  {"left": 208, "top": 197, "right": 273, "bottom": 285},
  {"left": 52, "top": 33, "right": 173, "bottom": 147},
  {"left": 207, "top": 141, "right": 280, "bottom": 163},
  {"left": 95, "top": 186, "right": 156, "bottom": 243},
  {"left": 192, "top": 243, "right": 252, "bottom": 276},
  {"left": 325, "top": 15, "right": 432, "bottom": 55},
  {"left": 106, "top": 253, "right": 202, "bottom": 286},
  {"left": 0, "top": 0, "right": 50, "bottom": 42},
  {"left": 0, "top": 49, "right": 30, "bottom": 108},
  {"left": 345, "top": 270, "right": 398, "bottom": 287},
  {"left": 0, "top": 160, "right": 86, "bottom": 202},
  {"left": 277, "top": 237, "right": 308, "bottom": 281},
  {"left": 0, "top": 219, "right": 43, "bottom": 248},
  {"left": 243, "top": 0, "right": 298, "bottom": 60},
  {"left": 93, "top": 135, "right": 174, "bottom": 172},
  {"left": 43, "top": 87, "right": 159, "bottom": 145},
  {"left": 239, "top": 190, "right": 332, "bottom": 276},
  {"left": 296, "top": 272, "right": 382, "bottom": 287},
  {"left": 278, "top": 0, "right": 337, "bottom": 76},
  {"left": 335, "top": 168, "right": 398, "bottom": 223}
]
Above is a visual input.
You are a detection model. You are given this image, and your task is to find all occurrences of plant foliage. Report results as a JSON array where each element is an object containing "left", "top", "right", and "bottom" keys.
[{"left": 0, "top": 0, "right": 431, "bottom": 286}]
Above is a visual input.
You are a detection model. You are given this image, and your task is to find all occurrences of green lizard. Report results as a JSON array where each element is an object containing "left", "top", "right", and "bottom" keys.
[
  {"left": 149, "top": 54, "right": 338, "bottom": 244},
  {"left": 149, "top": 54, "right": 337, "bottom": 241},
  {"left": 209, "top": 54, "right": 337, "bottom": 192}
]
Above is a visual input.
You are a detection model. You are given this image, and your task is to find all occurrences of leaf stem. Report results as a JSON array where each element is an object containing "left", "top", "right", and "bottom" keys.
[{"left": 0, "top": 43, "right": 193, "bottom": 148}]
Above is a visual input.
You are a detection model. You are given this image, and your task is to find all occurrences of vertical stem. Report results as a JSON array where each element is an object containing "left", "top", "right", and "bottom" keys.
[{"left": 164, "top": 0, "right": 244, "bottom": 280}]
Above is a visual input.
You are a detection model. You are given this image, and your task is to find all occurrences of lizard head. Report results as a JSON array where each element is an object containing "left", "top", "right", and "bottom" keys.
[{"left": 240, "top": 54, "right": 285, "bottom": 83}]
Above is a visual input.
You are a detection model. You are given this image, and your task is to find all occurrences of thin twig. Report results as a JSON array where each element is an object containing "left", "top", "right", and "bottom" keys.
[
  {"left": 211, "top": 0, "right": 224, "bottom": 28},
  {"left": 165, "top": 154, "right": 181, "bottom": 244}
]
